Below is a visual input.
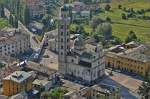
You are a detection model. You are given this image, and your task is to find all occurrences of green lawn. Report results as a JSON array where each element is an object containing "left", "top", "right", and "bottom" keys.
[
  {"left": 111, "top": 0, "right": 150, "bottom": 9},
  {"left": 96, "top": 0, "right": 150, "bottom": 43},
  {"left": 145, "top": 12, "right": 150, "bottom": 16},
  {"left": 0, "top": 18, "right": 10, "bottom": 29},
  {"left": 112, "top": 24, "right": 150, "bottom": 43},
  {"left": 35, "top": 35, "right": 44, "bottom": 42}
]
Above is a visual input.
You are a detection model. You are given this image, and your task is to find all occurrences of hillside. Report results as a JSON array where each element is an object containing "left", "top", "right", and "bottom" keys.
[{"left": 97, "top": 0, "right": 150, "bottom": 43}]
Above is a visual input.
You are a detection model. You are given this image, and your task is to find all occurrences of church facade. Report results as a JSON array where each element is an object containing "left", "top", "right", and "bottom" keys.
[{"left": 58, "top": 5, "right": 105, "bottom": 84}]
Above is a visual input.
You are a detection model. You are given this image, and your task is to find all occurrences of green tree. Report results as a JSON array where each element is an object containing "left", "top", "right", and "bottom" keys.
[
  {"left": 125, "top": 31, "right": 137, "bottom": 43},
  {"left": 0, "top": 3, "right": 5, "bottom": 18},
  {"left": 9, "top": 14, "right": 14, "bottom": 26},
  {"left": 106, "top": 17, "right": 111, "bottom": 22},
  {"left": 14, "top": 16, "right": 18, "bottom": 28},
  {"left": 95, "top": 22, "right": 112, "bottom": 41},
  {"left": 24, "top": 6, "right": 30, "bottom": 26},
  {"left": 105, "top": 4, "right": 111, "bottom": 11},
  {"left": 102, "top": 22, "right": 112, "bottom": 40},
  {"left": 138, "top": 72, "right": 150, "bottom": 99},
  {"left": 113, "top": 36, "right": 122, "bottom": 45},
  {"left": 95, "top": 24, "right": 104, "bottom": 41},
  {"left": 122, "top": 13, "right": 127, "bottom": 20},
  {"left": 118, "top": 4, "right": 122, "bottom": 9},
  {"left": 91, "top": 17, "right": 104, "bottom": 29},
  {"left": 41, "top": 87, "right": 67, "bottom": 99},
  {"left": 90, "top": 9, "right": 93, "bottom": 20}
]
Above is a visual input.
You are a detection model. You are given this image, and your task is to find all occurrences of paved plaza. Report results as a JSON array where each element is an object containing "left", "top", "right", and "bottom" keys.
[
  {"left": 101, "top": 70, "right": 143, "bottom": 99},
  {"left": 40, "top": 48, "right": 58, "bottom": 70},
  {"left": 39, "top": 48, "right": 143, "bottom": 99}
]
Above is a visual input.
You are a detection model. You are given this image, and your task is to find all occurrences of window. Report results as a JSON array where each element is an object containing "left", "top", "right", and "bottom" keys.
[
  {"left": 61, "top": 25, "right": 63, "bottom": 29},
  {"left": 61, "top": 46, "right": 63, "bottom": 49},
  {"left": 71, "top": 59, "right": 74, "bottom": 62},
  {"left": 12, "top": 50, "right": 14, "bottom": 53},
  {"left": 61, "top": 39, "right": 63, "bottom": 42},
  {"left": 61, "top": 52, "right": 63, "bottom": 55},
  {"left": 61, "top": 32, "right": 63, "bottom": 36},
  {"left": 67, "top": 46, "right": 69, "bottom": 49}
]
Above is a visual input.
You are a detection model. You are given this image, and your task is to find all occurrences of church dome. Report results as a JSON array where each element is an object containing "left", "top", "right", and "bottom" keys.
[{"left": 74, "top": 35, "right": 85, "bottom": 50}]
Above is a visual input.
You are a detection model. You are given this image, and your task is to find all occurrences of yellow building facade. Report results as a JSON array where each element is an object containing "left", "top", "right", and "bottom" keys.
[
  {"left": 3, "top": 71, "right": 33, "bottom": 96},
  {"left": 106, "top": 54, "right": 150, "bottom": 76},
  {"left": 105, "top": 42, "right": 150, "bottom": 76}
]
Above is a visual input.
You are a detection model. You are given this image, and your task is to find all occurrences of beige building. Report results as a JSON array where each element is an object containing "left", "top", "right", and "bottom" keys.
[
  {"left": 32, "top": 79, "right": 52, "bottom": 91},
  {"left": 105, "top": 42, "right": 150, "bottom": 76},
  {"left": 0, "top": 28, "right": 31, "bottom": 57}
]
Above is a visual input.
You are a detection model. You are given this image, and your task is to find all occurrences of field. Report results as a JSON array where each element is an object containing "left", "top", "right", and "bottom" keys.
[
  {"left": 0, "top": 18, "right": 10, "bottom": 29},
  {"left": 97, "top": 0, "right": 150, "bottom": 43},
  {"left": 111, "top": 0, "right": 150, "bottom": 9}
]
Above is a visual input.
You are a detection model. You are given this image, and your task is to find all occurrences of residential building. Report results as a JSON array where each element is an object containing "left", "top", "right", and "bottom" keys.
[
  {"left": 32, "top": 79, "right": 52, "bottom": 91},
  {"left": 105, "top": 42, "right": 150, "bottom": 76},
  {"left": 0, "top": 28, "right": 31, "bottom": 57},
  {"left": 64, "top": 84, "right": 120, "bottom": 99},
  {"left": 91, "top": 84, "right": 120, "bottom": 99},
  {"left": 3, "top": 71, "right": 33, "bottom": 96},
  {"left": 72, "top": 1, "right": 91, "bottom": 21},
  {"left": 58, "top": 5, "right": 105, "bottom": 85}
]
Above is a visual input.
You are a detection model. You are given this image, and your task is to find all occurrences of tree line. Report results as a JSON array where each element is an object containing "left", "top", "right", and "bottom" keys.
[{"left": 0, "top": 0, "right": 30, "bottom": 27}]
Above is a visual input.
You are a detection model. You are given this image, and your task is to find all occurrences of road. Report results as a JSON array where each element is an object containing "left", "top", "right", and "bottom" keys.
[{"left": 4, "top": 8, "right": 39, "bottom": 50}]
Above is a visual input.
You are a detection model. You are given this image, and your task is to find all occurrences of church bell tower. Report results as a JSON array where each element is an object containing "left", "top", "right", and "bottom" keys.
[{"left": 58, "top": 4, "right": 72, "bottom": 75}]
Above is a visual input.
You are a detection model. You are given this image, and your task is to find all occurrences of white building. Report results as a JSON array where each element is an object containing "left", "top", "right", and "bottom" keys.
[
  {"left": 0, "top": 28, "right": 31, "bottom": 57},
  {"left": 58, "top": 5, "right": 105, "bottom": 84}
]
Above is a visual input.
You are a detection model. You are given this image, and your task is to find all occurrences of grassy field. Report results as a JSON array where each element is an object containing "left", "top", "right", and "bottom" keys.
[
  {"left": 97, "top": 0, "right": 150, "bottom": 43},
  {"left": 111, "top": 0, "right": 150, "bottom": 9},
  {"left": 0, "top": 18, "right": 10, "bottom": 29}
]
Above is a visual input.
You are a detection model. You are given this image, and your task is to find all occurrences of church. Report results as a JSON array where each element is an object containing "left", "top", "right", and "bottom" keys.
[{"left": 58, "top": 4, "right": 105, "bottom": 85}]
